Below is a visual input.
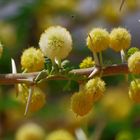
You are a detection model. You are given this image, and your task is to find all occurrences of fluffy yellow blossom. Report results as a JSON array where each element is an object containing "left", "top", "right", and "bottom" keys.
[
  {"left": 71, "top": 91, "right": 93, "bottom": 116},
  {"left": 103, "top": 4, "right": 121, "bottom": 24},
  {"left": 21, "top": 47, "right": 45, "bottom": 72},
  {"left": 79, "top": 57, "right": 95, "bottom": 68},
  {"left": 101, "top": 87, "right": 132, "bottom": 120},
  {"left": 39, "top": 26, "right": 72, "bottom": 61},
  {"left": 46, "top": 129, "right": 75, "bottom": 140},
  {"left": 129, "top": 79, "right": 140, "bottom": 103},
  {"left": 110, "top": 27, "right": 131, "bottom": 51},
  {"left": 86, "top": 28, "right": 110, "bottom": 52},
  {"left": 128, "top": 51, "right": 140, "bottom": 74},
  {"left": 18, "top": 84, "right": 46, "bottom": 112},
  {"left": 0, "top": 21, "right": 16, "bottom": 47},
  {"left": 15, "top": 123, "right": 45, "bottom": 140},
  {"left": 85, "top": 77, "right": 106, "bottom": 101}
]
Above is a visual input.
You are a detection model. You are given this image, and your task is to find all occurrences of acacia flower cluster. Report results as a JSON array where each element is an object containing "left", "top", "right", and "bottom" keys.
[
  {"left": 39, "top": 26, "right": 72, "bottom": 62},
  {"left": 15, "top": 122, "right": 76, "bottom": 140},
  {"left": 21, "top": 47, "right": 45, "bottom": 72},
  {"left": 86, "top": 27, "right": 131, "bottom": 53},
  {"left": 18, "top": 25, "right": 140, "bottom": 116},
  {"left": 128, "top": 51, "right": 140, "bottom": 74},
  {"left": 127, "top": 50, "right": 140, "bottom": 102},
  {"left": 71, "top": 91, "right": 93, "bottom": 116},
  {"left": 0, "top": 25, "right": 139, "bottom": 116},
  {"left": 46, "top": 129, "right": 75, "bottom": 140},
  {"left": 86, "top": 28, "right": 110, "bottom": 53},
  {"left": 85, "top": 27, "right": 140, "bottom": 106},
  {"left": 110, "top": 28, "right": 131, "bottom": 52},
  {"left": 79, "top": 56, "right": 95, "bottom": 68},
  {"left": 16, "top": 123, "right": 45, "bottom": 140},
  {"left": 129, "top": 79, "right": 140, "bottom": 103},
  {"left": 71, "top": 77, "right": 105, "bottom": 116}
]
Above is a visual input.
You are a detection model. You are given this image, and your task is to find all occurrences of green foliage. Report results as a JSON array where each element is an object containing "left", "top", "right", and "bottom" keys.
[
  {"left": 44, "top": 57, "right": 52, "bottom": 73},
  {"left": 127, "top": 47, "right": 139, "bottom": 58}
]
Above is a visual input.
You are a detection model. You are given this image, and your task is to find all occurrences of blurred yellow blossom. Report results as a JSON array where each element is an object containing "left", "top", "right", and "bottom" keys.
[
  {"left": 16, "top": 123, "right": 45, "bottom": 140},
  {"left": 46, "top": 129, "right": 75, "bottom": 140},
  {"left": 79, "top": 57, "right": 95, "bottom": 68}
]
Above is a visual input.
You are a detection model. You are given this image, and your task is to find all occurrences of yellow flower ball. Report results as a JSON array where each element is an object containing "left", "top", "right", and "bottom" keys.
[
  {"left": 103, "top": 4, "right": 121, "bottom": 24},
  {"left": 21, "top": 47, "right": 45, "bottom": 72},
  {"left": 15, "top": 123, "right": 45, "bottom": 140},
  {"left": 110, "top": 27, "right": 131, "bottom": 51},
  {"left": 0, "top": 21, "right": 17, "bottom": 47},
  {"left": 71, "top": 91, "right": 93, "bottom": 116},
  {"left": 39, "top": 26, "right": 72, "bottom": 61},
  {"left": 85, "top": 77, "right": 106, "bottom": 102},
  {"left": 19, "top": 84, "right": 46, "bottom": 112},
  {"left": 46, "top": 129, "right": 75, "bottom": 140},
  {"left": 101, "top": 87, "right": 132, "bottom": 120},
  {"left": 129, "top": 79, "right": 140, "bottom": 103},
  {"left": 79, "top": 57, "right": 95, "bottom": 68},
  {"left": 128, "top": 51, "right": 140, "bottom": 74},
  {"left": 86, "top": 28, "right": 110, "bottom": 52}
]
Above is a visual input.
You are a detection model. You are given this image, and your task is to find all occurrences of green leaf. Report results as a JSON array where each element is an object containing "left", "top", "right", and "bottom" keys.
[
  {"left": 34, "top": 70, "right": 48, "bottom": 83},
  {"left": 44, "top": 57, "right": 52, "bottom": 73},
  {"left": 61, "top": 60, "right": 75, "bottom": 72}
]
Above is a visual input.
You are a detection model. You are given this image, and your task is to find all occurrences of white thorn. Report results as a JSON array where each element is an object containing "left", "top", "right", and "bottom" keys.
[
  {"left": 24, "top": 86, "right": 34, "bottom": 116},
  {"left": 75, "top": 128, "right": 87, "bottom": 140},
  {"left": 88, "top": 67, "right": 98, "bottom": 78},
  {"left": 120, "top": 49, "right": 126, "bottom": 63},
  {"left": 11, "top": 58, "right": 19, "bottom": 97},
  {"left": 11, "top": 58, "right": 17, "bottom": 74}
]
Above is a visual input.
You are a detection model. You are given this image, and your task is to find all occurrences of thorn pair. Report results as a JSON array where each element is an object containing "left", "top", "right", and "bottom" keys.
[{"left": 11, "top": 58, "right": 34, "bottom": 116}]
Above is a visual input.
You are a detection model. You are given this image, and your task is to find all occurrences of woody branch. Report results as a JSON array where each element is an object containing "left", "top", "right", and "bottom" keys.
[{"left": 0, "top": 63, "right": 129, "bottom": 85}]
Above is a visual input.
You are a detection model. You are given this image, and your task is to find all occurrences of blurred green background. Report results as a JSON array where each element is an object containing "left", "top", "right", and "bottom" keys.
[{"left": 0, "top": 0, "right": 140, "bottom": 139}]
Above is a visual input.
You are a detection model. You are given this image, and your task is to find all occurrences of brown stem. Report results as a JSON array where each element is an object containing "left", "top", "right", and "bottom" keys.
[
  {"left": 0, "top": 64, "right": 129, "bottom": 85},
  {"left": 120, "top": 0, "right": 126, "bottom": 11}
]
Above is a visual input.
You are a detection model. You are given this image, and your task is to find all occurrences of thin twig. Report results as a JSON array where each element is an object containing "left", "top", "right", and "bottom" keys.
[
  {"left": 120, "top": 0, "right": 126, "bottom": 11},
  {"left": 88, "top": 34, "right": 100, "bottom": 66},
  {"left": 90, "top": 119, "right": 106, "bottom": 140}
]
